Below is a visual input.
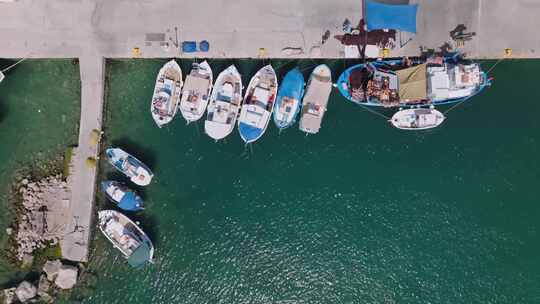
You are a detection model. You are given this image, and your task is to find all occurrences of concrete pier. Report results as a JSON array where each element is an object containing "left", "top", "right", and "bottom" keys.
[
  {"left": 60, "top": 56, "right": 104, "bottom": 262},
  {"left": 1, "top": 0, "right": 539, "bottom": 262}
]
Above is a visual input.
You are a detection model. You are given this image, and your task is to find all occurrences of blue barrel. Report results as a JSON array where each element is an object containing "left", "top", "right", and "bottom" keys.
[
  {"left": 182, "top": 41, "right": 197, "bottom": 53},
  {"left": 199, "top": 40, "right": 210, "bottom": 52}
]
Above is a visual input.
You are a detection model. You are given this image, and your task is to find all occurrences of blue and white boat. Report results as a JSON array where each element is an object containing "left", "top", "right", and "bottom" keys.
[
  {"left": 105, "top": 148, "right": 153, "bottom": 186},
  {"left": 273, "top": 68, "right": 305, "bottom": 129},
  {"left": 100, "top": 181, "right": 144, "bottom": 211},
  {"left": 337, "top": 53, "right": 491, "bottom": 108},
  {"left": 238, "top": 65, "right": 277, "bottom": 143},
  {"left": 98, "top": 210, "right": 154, "bottom": 268}
]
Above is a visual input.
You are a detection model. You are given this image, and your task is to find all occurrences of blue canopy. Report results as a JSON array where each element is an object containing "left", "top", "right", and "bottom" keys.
[{"left": 365, "top": 0, "right": 418, "bottom": 33}]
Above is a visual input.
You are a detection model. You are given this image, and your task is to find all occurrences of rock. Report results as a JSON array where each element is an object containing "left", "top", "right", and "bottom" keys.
[
  {"left": 37, "top": 275, "right": 51, "bottom": 294},
  {"left": 15, "top": 281, "right": 37, "bottom": 303},
  {"left": 5, "top": 228, "right": 13, "bottom": 235},
  {"left": 43, "top": 260, "right": 62, "bottom": 281},
  {"left": 21, "top": 254, "right": 33, "bottom": 268},
  {"left": 54, "top": 265, "right": 78, "bottom": 290},
  {"left": 21, "top": 179, "right": 28, "bottom": 185},
  {"left": 37, "top": 291, "right": 53, "bottom": 303},
  {"left": 2, "top": 287, "right": 16, "bottom": 304}
]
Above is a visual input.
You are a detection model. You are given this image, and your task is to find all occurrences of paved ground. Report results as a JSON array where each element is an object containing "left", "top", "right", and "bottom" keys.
[
  {"left": 1, "top": 0, "right": 539, "bottom": 262},
  {"left": 1, "top": 0, "right": 540, "bottom": 59}
]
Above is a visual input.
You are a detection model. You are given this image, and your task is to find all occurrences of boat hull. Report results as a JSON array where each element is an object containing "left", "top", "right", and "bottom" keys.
[
  {"left": 273, "top": 68, "right": 305, "bottom": 129},
  {"left": 179, "top": 61, "right": 213, "bottom": 123},
  {"left": 100, "top": 181, "right": 144, "bottom": 211},
  {"left": 151, "top": 60, "right": 183, "bottom": 127},
  {"left": 337, "top": 55, "right": 490, "bottom": 108},
  {"left": 390, "top": 108, "right": 445, "bottom": 130},
  {"left": 299, "top": 64, "right": 332, "bottom": 134},
  {"left": 204, "top": 65, "right": 243, "bottom": 140},
  {"left": 105, "top": 148, "right": 153, "bottom": 186},
  {"left": 98, "top": 210, "right": 154, "bottom": 268},
  {"left": 238, "top": 65, "right": 277, "bottom": 143}
]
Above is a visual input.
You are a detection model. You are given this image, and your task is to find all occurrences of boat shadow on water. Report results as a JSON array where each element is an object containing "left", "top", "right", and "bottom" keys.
[
  {"left": 0, "top": 98, "right": 6, "bottom": 123},
  {"left": 129, "top": 213, "right": 159, "bottom": 248}
]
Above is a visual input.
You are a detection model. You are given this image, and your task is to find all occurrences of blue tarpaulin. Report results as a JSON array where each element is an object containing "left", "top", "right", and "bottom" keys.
[{"left": 365, "top": 0, "right": 418, "bottom": 33}]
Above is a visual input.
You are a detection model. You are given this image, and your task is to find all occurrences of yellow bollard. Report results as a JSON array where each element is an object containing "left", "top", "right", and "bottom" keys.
[
  {"left": 258, "top": 48, "right": 267, "bottom": 58},
  {"left": 504, "top": 48, "right": 512, "bottom": 57},
  {"left": 85, "top": 157, "right": 97, "bottom": 169},
  {"left": 89, "top": 129, "right": 103, "bottom": 146},
  {"left": 132, "top": 47, "right": 141, "bottom": 58}
]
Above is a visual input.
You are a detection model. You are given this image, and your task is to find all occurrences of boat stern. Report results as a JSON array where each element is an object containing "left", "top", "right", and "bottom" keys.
[
  {"left": 238, "top": 122, "right": 263, "bottom": 143},
  {"left": 204, "top": 120, "right": 231, "bottom": 140}
]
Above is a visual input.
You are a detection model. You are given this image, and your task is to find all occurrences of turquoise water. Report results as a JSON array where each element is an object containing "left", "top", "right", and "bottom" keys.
[
  {"left": 0, "top": 60, "right": 80, "bottom": 284},
  {"left": 84, "top": 59, "right": 538, "bottom": 303}
]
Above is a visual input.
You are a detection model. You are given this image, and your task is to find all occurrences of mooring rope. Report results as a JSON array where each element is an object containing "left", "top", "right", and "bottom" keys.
[
  {"left": 443, "top": 57, "right": 505, "bottom": 115},
  {"left": 1, "top": 56, "right": 31, "bottom": 73},
  {"left": 485, "top": 57, "right": 506, "bottom": 75},
  {"left": 443, "top": 94, "right": 474, "bottom": 115},
  {"left": 357, "top": 103, "right": 391, "bottom": 120}
]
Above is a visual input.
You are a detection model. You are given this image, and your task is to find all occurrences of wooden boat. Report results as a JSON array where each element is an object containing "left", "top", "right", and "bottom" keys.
[
  {"left": 204, "top": 65, "right": 243, "bottom": 141},
  {"left": 238, "top": 65, "right": 277, "bottom": 143},
  {"left": 100, "top": 181, "right": 144, "bottom": 211},
  {"left": 150, "top": 60, "right": 183, "bottom": 127},
  {"left": 98, "top": 210, "right": 154, "bottom": 268},
  {"left": 179, "top": 61, "right": 213, "bottom": 123},
  {"left": 105, "top": 148, "right": 153, "bottom": 186},
  {"left": 299, "top": 65, "right": 332, "bottom": 134},
  {"left": 337, "top": 53, "right": 490, "bottom": 108},
  {"left": 273, "top": 67, "right": 305, "bottom": 129},
  {"left": 390, "top": 108, "right": 445, "bottom": 130}
]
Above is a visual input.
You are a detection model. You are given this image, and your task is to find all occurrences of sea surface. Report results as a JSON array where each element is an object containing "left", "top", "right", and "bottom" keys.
[
  {"left": 4, "top": 58, "right": 540, "bottom": 303},
  {"left": 0, "top": 59, "right": 80, "bottom": 285}
]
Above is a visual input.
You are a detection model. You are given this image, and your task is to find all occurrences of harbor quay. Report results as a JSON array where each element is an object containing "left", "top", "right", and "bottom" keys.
[{"left": 1, "top": 0, "right": 539, "bottom": 264}]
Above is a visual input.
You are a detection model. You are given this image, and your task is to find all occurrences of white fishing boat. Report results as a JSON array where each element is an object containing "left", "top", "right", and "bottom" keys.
[
  {"left": 390, "top": 108, "right": 445, "bottom": 130},
  {"left": 299, "top": 65, "right": 332, "bottom": 134},
  {"left": 238, "top": 65, "right": 277, "bottom": 143},
  {"left": 179, "top": 61, "right": 213, "bottom": 123},
  {"left": 105, "top": 148, "right": 153, "bottom": 186},
  {"left": 98, "top": 210, "right": 154, "bottom": 268},
  {"left": 150, "top": 60, "right": 183, "bottom": 127},
  {"left": 204, "top": 65, "right": 243, "bottom": 140}
]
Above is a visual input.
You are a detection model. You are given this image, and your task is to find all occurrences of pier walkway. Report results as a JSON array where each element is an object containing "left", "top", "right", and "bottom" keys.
[{"left": 1, "top": 0, "right": 540, "bottom": 262}]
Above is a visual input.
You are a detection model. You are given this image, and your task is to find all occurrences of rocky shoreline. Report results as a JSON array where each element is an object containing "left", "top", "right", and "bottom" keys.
[
  {"left": 11, "top": 175, "right": 69, "bottom": 263},
  {"left": 2, "top": 174, "right": 78, "bottom": 303},
  {"left": 2, "top": 260, "right": 80, "bottom": 303}
]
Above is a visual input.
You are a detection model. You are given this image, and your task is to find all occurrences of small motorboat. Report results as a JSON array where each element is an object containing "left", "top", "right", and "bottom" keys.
[
  {"left": 179, "top": 61, "right": 213, "bottom": 124},
  {"left": 105, "top": 148, "right": 153, "bottom": 186},
  {"left": 390, "top": 108, "right": 445, "bottom": 130},
  {"left": 238, "top": 65, "right": 277, "bottom": 143},
  {"left": 98, "top": 210, "right": 154, "bottom": 268},
  {"left": 204, "top": 65, "right": 243, "bottom": 141},
  {"left": 273, "top": 67, "right": 305, "bottom": 129},
  {"left": 299, "top": 65, "right": 332, "bottom": 134},
  {"left": 100, "top": 181, "right": 144, "bottom": 212},
  {"left": 150, "top": 60, "right": 183, "bottom": 127}
]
